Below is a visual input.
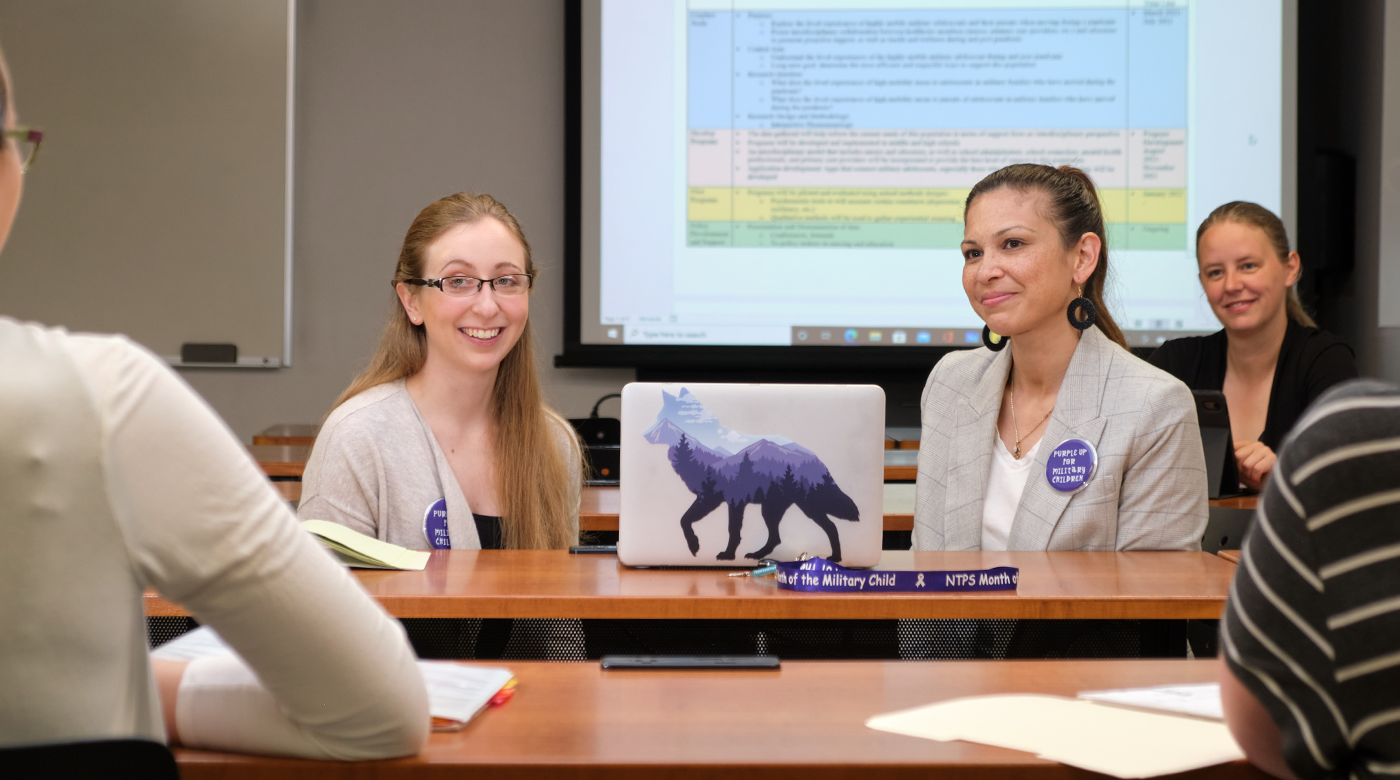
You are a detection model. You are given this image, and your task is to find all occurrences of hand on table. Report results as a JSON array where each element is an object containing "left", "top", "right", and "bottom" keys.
[{"left": 1234, "top": 441, "right": 1276, "bottom": 492}]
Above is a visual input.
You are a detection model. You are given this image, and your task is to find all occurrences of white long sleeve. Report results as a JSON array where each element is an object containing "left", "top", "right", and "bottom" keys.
[
  {"left": 71, "top": 333, "right": 430, "bottom": 759},
  {"left": 0, "top": 317, "right": 427, "bottom": 759}
]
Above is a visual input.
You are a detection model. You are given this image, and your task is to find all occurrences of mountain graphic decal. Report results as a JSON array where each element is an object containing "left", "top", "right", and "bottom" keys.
[{"left": 642, "top": 387, "right": 860, "bottom": 562}]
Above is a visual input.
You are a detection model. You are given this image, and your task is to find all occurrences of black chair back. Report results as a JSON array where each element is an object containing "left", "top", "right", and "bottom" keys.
[
  {"left": 0, "top": 739, "right": 179, "bottom": 779},
  {"left": 1203, "top": 506, "right": 1255, "bottom": 553}
]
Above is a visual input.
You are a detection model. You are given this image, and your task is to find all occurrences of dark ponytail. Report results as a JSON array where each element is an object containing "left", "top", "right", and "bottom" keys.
[{"left": 963, "top": 163, "right": 1128, "bottom": 350}]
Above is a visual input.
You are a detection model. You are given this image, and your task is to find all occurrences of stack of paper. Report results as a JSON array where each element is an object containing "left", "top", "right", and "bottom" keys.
[
  {"left": 418, "top": 662, "right": 514, "bottom": 730},
  {"left": 152, "top": 627, "right": 511, "bottom": 729},
  {"left": 302, "top": 519, "right": 430, "bottom": 570},
  {"left": 1078, "top": 683, "right": 1223, "bottom": 720},
  {"left": 866, "top": 693, "right": 1243, "bottom": 779}
]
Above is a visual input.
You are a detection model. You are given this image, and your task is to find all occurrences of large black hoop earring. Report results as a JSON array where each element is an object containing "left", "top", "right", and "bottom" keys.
[
  {"left": 1067, "top": 296, "right": 1097, "bottom": 331},
  {"left": 981, "top": 325, "right": 1008, "bottom": 351}
]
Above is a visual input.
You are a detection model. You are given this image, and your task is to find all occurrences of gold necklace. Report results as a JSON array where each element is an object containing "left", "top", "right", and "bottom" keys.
[{"left": 1008, "top": 374, "right": 1054, "bottom": 460}]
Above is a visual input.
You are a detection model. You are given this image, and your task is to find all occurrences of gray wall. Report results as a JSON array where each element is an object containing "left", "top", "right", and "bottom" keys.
[
  {"left": 178, "top": 0, "right": 633, "bottom": 441},
  {"left": 0, "top": 0, "right": 290, "bottom": 365},
  {"left": 1299, "top": 0, "right": 1400, "bottom": 382}
]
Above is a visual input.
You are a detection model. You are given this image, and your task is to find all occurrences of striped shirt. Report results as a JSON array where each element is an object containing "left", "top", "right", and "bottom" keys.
[{"left": 1222, "top": 379, "right": 1400, "bottom": 780}]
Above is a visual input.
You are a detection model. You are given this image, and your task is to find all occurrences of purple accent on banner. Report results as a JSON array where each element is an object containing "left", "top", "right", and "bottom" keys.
[
  {"left": 423, "top": 498, "right": 451, "bottom": 549},
  {"left": 774, "top": 557, "right": 1018, "bottom": 593},
  {"left": 1046, "top": 437, "right": 1098, "bottom": 493}
]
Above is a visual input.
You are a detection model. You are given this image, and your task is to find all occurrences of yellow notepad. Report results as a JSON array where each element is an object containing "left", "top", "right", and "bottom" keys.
[{"left": 302, "top": 520, "right": 431, "bottom": 570}]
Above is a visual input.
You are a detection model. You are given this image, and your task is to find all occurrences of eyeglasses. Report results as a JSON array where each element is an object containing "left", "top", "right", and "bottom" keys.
[
  {"left": 400, "top": 273, "right": 534, "bottom": 297},
  {"left": 4, "top": 127, "right": 42, "bottom": 173}
]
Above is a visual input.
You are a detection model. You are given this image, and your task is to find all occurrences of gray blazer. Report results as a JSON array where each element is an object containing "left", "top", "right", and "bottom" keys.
[
  {"left": 299, "top": 379, "right": 580, "bottom": 550},
  {"left": 913, "top": 326, "right": 1208, "bottom": 551}
]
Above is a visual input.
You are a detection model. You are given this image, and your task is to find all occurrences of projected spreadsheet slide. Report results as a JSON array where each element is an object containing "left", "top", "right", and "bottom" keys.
[{"left": 686, "top": 6, "right": 1187, "bottom": 252}]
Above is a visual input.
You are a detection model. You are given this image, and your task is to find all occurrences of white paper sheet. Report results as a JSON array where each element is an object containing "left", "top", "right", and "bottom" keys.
[
  {"left": 417, "top": 662, "right": 514, "bottom": 724},
  {"left": 1078, "top": 683, "right": 1223, "bottom": 720},
  {"left": 866, "top": 694, "right": 1244, "bottom": 779},
  {"left": 152, "top": 627, "right": 511, "bottom": 725}
]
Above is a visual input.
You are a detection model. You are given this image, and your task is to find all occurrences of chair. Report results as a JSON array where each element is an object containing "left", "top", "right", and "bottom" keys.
[
  {"left": 1202, "top": 506, "right": 1255, "bottom": 553},
  {"left": 0, "top": 739, "right": 179, "bottom": 779},
  {"left": 1190, "top": 506, "right": 1256, "bottom": 658}
]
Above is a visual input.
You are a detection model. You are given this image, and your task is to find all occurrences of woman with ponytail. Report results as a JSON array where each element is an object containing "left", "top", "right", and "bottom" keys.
[
  {"left": 1149, "top": 202, "right": 1356, "bottom": 491},
  {"left": 299, "top": 193, "right": 582, "bottom": 553},
  {"left": 912, "top": 164, "right": 1208, "bottom": 554}
]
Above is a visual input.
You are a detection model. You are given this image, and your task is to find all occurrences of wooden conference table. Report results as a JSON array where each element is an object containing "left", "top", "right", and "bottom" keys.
[
  {"left": 252, "top": 424, "right": 318, "bottom": 447},
  {"left": 174, "top": 658, "right": 1262, "bottom": 780},
  {"left": 146, "top": 549, "right": 1234, "bottom": 620}
]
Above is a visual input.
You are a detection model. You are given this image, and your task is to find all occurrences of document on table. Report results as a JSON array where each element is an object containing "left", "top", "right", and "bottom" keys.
[
  {"left": 302, "top": 519, "right": 431, "bottom": 570},
  {"left": 152, "top": 627, "right": 511, "bottom": 727},
  {"left": 1078, "top": 683, "right": 1223, "bottom": 720},
  {"left": 866, "top": 693, "right": 1244, "bottom": 779}
]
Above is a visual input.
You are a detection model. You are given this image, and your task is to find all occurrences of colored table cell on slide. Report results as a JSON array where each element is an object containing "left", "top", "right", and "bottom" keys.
[
  {"left": 689, "top": 221, "right": 1184, "bottom": 250},
  {"left": 687, "top": 188, "right": 733, "bottom": 222},
  {"left": 1107, "top": 223, "right": 1189, "bottom": 251},
  {"left": 687, "top": 128, "right": 1188, "bottom": 191},
  {"left": 733, "top": 188, "right": 969, "bottom": 223},
  {"left": 687, "top": 187, "right": 969, "bottom": 223},
  {"left": 698, "top": 222, "right": 967, "bottom": 249}
]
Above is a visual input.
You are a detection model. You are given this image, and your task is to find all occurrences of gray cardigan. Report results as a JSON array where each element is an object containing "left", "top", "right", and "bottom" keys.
[
  {"left": 299, "top": 379, "right": 580, "bottom": 550},
  {"left": 913, "top": 326, "right": 1209, "bottom": 551}
]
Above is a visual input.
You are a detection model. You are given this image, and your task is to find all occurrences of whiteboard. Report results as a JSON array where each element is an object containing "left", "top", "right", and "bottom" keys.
[{"left": 0, "top": 0, "right": 293, "bottom": 367}]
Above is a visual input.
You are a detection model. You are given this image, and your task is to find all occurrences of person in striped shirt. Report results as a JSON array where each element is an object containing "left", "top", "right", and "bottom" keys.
[{"left": 1220, "top": 379, "right": 1400, "bottom": 780}]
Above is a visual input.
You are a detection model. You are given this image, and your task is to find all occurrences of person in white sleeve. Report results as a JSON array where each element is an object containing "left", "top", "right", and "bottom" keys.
[{"left": 0, "top": 49, "right": 429, "bottom": 759}]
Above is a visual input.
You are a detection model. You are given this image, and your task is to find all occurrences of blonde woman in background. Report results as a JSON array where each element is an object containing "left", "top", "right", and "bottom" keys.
[
  {"left": 1149, "top": 202, "right": 1357, "bottom": 491},
  {"left": 300, "top": 193, "right": 581, "bottom": 553}
]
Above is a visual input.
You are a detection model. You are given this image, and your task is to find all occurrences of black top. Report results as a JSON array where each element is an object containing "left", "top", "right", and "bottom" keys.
[
  {"left": 1148, "top": 319, "right": 1357, "bottom": 450},
  {"left": 1221, "top": 379, "right": 1400, "bottom": 779},
  {"left": 472, "top": 513, "right": 503, "bottom": 550}
]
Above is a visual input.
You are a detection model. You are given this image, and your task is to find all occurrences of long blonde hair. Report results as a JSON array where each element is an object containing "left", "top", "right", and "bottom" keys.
[
  {"left": 964, "top": 163, "right": 1129, "bottom": 349},
  {"left": 1195, "top": 201, "right": 1317, "bottom": 328},
  {"left": 334, "top": 193, "right": 581, "bottom": 549}
]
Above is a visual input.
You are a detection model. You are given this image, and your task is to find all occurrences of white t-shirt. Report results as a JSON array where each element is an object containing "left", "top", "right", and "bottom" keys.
[
  {"left": 981, "top": 433, "right": 1041, "bottom": 551},
  {"left": 0, "top": 318, "right": 428, "bottom": 758}
]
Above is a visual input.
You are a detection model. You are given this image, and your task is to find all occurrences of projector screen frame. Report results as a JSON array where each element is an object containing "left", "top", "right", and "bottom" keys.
[{"left": 557, "top": 0, "right": 1299, "bottom": 372}]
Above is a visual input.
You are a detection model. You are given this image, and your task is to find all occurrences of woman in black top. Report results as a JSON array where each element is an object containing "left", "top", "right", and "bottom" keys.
[{"left": 1150, "top": 202, "right": 1356, "bottom": 490}]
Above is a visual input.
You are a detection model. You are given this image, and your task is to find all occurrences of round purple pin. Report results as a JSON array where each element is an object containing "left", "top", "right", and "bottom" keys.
[
  {"left": 423, "top": 497, "right": 451, "bottom": 549},
  {"left": 1045, "top": 438, "right": 1098, "bottom": 493}
]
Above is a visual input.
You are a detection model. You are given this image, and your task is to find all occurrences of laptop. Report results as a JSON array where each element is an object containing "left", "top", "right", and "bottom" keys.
[
  {"left": 1193, "top": 390, "right": 1249, "bottom": 500},
  {"left": 618, "top": 383, "right": 885, "bottom": 568}
]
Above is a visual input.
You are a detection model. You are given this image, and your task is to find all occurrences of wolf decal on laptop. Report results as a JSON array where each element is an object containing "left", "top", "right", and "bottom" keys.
[{"left": 642, "top": 388, "right": 861, "bottom": 562}]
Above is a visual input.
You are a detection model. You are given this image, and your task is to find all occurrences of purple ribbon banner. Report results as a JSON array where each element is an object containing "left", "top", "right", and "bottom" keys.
[{"left": 774, "top": 557, "right": 1019, "bottom": 593}]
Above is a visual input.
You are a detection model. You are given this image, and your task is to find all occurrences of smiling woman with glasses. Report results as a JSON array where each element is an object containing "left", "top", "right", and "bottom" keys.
[{"left": 300, "top": 192, "right": 582, "bottom": 556}]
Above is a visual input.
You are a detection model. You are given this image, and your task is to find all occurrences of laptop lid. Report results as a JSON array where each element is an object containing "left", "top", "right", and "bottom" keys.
[
  {"left": 1193, "top": 390, "right": 1244, "bottom": 500},
  {"left": 618, "top": 383, "right": 885, "bottom": 568}
]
